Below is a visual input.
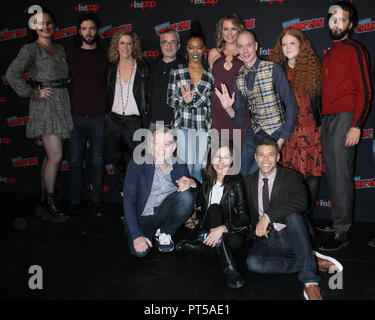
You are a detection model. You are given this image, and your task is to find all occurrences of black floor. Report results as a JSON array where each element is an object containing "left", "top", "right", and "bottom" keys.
[{"left": 1, "top": 193, "right": 375, "bottom": 301}]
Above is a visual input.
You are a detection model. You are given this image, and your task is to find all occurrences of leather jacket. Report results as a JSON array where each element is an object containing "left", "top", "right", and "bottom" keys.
[
  {"left": 106, "top": 59, "right": 150, "bottom": 122},
  {"left": 196, "top": 174, "right": 250, "bottom": 234}
]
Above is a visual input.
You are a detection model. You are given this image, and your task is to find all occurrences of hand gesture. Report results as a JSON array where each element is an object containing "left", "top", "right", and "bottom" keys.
[
  {"left": 203, "top": 225, "right": 227, "bottom": 247},
  {"left": 345, "top": 127, "right": 361, "bottom": 147},
  {"left": 214, "top": 83, "right": 235, "bottom": 110},
  {"left": 256, "top": 215, "right": 270, "bottom": 238},
  {"left": 38, "top": 85, "right": 54, "bottom": 101},
  {"left": 176, "top": 176, "right": 196, "bottom": 192},
  {"left": 180, "top": 82, "right": 195, "bottom": 104}
]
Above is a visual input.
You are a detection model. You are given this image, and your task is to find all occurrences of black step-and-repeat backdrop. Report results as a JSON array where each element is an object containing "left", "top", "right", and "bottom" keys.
[{"left": 0, "top": 0, "right": 374, "bottom": 222}]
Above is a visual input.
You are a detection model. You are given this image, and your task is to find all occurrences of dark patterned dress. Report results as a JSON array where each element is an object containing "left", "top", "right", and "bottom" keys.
[
  {"left": 280, "top": 66, "right": 324, "bottom": 179},
  {"left": 6, "top": 41, "right": 73, "bottom": 139},
  {"left": 210, "top": 51, "right": 249, "bottom": 143}
]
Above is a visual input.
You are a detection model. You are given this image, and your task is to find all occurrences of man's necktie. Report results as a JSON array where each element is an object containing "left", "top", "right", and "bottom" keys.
[{"left": 262, "top": 178, "right": 270, "bottom": 214}]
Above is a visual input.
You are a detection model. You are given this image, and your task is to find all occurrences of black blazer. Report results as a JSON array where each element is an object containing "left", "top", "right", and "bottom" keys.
[
  {"left": 106, "top": 59, "right": 150, "bottom": 120},
  {"left": 196, "top": 174, "right": 250, "bottom": 234},
  {"left": 244, "top": 165, "right": 308, "bottom": 227}
]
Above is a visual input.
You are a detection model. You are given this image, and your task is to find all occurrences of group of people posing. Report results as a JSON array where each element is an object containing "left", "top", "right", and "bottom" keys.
[{"left": 5, "top": 1, "right": 372, "bottom": 300}]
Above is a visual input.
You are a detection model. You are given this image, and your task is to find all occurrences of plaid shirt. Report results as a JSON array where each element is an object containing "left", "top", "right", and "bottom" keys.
[{"left": 167, "top": 63, "right": 214, "bottom": 130}]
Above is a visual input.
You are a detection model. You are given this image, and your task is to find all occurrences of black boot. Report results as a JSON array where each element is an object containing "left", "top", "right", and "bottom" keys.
[
  {"left": 217, "top": 238, "right": 244, "bottom": 289},
  {"left": 45, "top": 192, "right": 69, "bottom": 223},
  {"left": 176, "top": 239, "right": 207, "bottom": 253}
]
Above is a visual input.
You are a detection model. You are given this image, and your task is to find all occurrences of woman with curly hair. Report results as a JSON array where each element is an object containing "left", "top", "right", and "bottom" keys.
[
  {"left": 208, "top": 12, "right": 249, "bottom": 143},
  {"left": 270, "top": 28, "right": 324, "bottom": 226},
  {"left": 106, "top": 30, "right": 150, "bottom": 195}
]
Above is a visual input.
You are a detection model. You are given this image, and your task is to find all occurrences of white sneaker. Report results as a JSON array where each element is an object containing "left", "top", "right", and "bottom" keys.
[
  {"left": 313, "top": 251, "right": 343, "bottom": 272},
  {"left": 156, "top": 232, "right": 174, "bottom": 252}
]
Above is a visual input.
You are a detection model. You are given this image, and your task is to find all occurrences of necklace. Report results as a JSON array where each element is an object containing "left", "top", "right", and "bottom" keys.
[{"left": 118, "top": 60, "right": 135, "bottom": 116}]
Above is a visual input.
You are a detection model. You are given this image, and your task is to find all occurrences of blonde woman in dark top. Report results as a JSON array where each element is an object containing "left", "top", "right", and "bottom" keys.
[{"left": 6, "top": 8, "right": 72, "bottom": 222}]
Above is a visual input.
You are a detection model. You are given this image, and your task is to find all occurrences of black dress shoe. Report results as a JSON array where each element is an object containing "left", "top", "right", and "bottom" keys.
[
  {"left": 368, "top": 237, "right": 375, "bottom": 248},
  {"left": 223, "top": 264, "right": 245, "bottom": 289},
  {"left": 318, "top": 233, "right": 350, "bottom": 252},
  {"left": 314, "top": 220, "right": 334, "bottom": 232},
  {"left": 175, "top": 240, "right": 206, "bottom": 253}
]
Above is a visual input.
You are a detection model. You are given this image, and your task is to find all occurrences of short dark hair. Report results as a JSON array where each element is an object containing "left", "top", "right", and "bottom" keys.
[
  {"left": 77, "top": 13, "right": 101, "bottom": 30},
  {"left": 331, "top": 1, "right": 358, "bottom": 27},
  {"left": 256, "top": 137, "right": 278, "bottom": 152}
]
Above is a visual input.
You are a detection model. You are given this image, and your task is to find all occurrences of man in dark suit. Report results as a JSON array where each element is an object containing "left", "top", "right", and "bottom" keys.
[
  {"left": 123, "top": 126, "right": 195, "bottom": 257},
  {"left": 244, "top": 137, "right": 343, "bottom": 300}
]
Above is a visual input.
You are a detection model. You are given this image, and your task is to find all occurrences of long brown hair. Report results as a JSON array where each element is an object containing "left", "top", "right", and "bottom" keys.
[
  {"left": 270, "top": 28, "right": 321, "bottom": 96},
  {"left": 215, "top": 12, "right": 244, "bottom": 52}
]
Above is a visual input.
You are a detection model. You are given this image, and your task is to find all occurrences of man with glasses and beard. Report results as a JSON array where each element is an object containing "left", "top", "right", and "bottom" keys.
[
  {"left": 318, "top": 1, "right": 372, "bottom": 251},
  {"left": 66, "top": 14, "right": 108, "bottom": 217}
]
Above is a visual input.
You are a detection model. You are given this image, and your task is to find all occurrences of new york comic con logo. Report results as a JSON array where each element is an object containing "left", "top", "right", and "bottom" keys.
[
  {"left": 154, "top": 20, "right": 191, "bottom": 36},
  {"left": 355, "top": 18, "right": 375, "bottom": 34},
  {"left": 354, "top": 176, "right": 375, "bottom": 189},
  {"left": 0, "top": 28, "right": 27, "bottom": 41},
  {"left": 244, "top": 19, "right": 256, "bottom": 29},
  {"left": 99, "top": 24, "right": 132, "bottom": 39},
  {"left": 256, "top": 0, "right": 285, "bottom": 4},
  {"left": 7, "top": 116, "right": 29, "bottom": 127},
  {"left": 52, "top": 26, "right": 77, "bottom": 40},
  {"left": 12, "top": 156, "right": 38, "bottom": 167},
  {"left": 282, "top": 17, "right": 324, "bottom": 31},
  {"left": 190, "top": 0, "right": 219, "bottom": 6},
  {"left": 129, "top": 1, "right": 157, "bottom": 9}
]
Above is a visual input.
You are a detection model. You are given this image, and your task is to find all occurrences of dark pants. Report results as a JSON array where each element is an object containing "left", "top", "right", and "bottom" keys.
[
  {"left": 129, "top": 190, "right": 194, "bottom": 257},
  {"left": 105, "top": 112, "right": 142, "bottom": 192},
  {"left": 246, "top": 213, "right": 320, "bottom": 285},
  {"left": 241, "top": 127, "right": 282, "bottom": 177},
  {"left": 321, "top": 112, "right": 355, "bottom": 235},
  {"left": 69, "top": 115, "right": 105, "bottom": 204},
  {"left": 202, "top": 204, "right": 244, "bottom": 250}
]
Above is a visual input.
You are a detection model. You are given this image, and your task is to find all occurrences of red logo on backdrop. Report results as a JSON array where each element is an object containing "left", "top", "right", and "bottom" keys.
[
  {"left": 74, "top": 4, "right": 100, "bottom": 12},
  {"left": 99, "top": 25, "right": 132, "bottom": 39},
  {"left": 0, "top": 97, "right": 6, "bottom": 103},
  {"left": 282, "top": 17, "right": 324, "bottom": 31},
  {"left": 155, "top": 20, "right": 191, "bottom": 36},
  {"left": 355, "top": 18, "right": 375, "bottom": 33},
  {"left": 105, "top": 164, "right": 115, "bottom": 175},
  {"left": 60, "top": 160, "right": 70, "bottom": 171},
  {"left": 316, "top": 199, "right": 332, "bottom": 209},
  {"left": 12, "top": 156, "right": 38, "bottom": 167},
  {"left": 256, "top": 0, "right": 285, "bottom": 4},
  {"left": 0, "top": 176, "right": 16, "bottom": 184},
  {"left": 144, "top": 50, "right": 159, "bottom": 59},
  {"left": 190, "top": 0, "right": 218, "bottom": 5},
  {"left": 0, "top": 138, "right": 12, "bottom": 144},
  {"left": 0, "top": 28, "right": 27, "bottom": 41},
  {"left": 244, "top": 19, "right": 256, "bottom": 29},
  {"left": 87, "top": 184, "right": 110, "bottom": 192},
  {"left": 34, "top": 138, "right": 43, "bottom": 146},
  {"left": 53, "top": 26, "right": 77, "bottom": 40},
  {"left": 2, "top": 73, "right": 30, "bottom": 85},
  {"left": 354, "top": 176, "right": 375, "bottom": 189},
  {"left": 7, "top": 116, "right": 29, "bottom": 127},
  {"left": 130, "top": 1, "right": 157, "bottom": 9},
  {"left": 258, "top": 47, "right": 272, "bottom": 56},
  {"left": 362, "top": 128, "right": 373, "bottom": 139}
]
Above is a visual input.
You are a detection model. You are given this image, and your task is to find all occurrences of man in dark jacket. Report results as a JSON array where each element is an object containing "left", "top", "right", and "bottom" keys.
[
  {"left": 123, "top": 126, "right": 195, "bottom": 257},
  {"left": 244, "top": 137, "right": 343, "bottom": 300}
]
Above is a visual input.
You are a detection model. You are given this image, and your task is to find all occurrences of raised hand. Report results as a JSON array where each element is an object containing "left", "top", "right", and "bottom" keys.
[
  {"left": 180, "top": 82, "right": 196, "bottom": 104},
  {"left": 215, "top": 83, "right": 235, "bottom": 110}
]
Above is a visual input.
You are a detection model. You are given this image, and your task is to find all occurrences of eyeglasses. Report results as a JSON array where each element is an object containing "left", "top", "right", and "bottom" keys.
[
  {"left": 212, "top": 155, "right": 233, "bottom": 164},
  {"left": 161, "top": 40, "right": 178, "bottom": 47}
]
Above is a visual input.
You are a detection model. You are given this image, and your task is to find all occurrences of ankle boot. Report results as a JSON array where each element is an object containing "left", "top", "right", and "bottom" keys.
[
  {"left": 176, "top": 239, "right": 207, "bottom": 253},
  {"left": 217, "top": 238, "right": 244, "bottom": 289},
  {"left": 45, "top": 192, "right": 69, "bottom": 223}
]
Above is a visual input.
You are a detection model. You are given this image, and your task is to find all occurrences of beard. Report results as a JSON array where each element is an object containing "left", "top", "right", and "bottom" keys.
[
  {"left": 329, "top": 26, "right": 350, "bottom": 41},
  {"left": 81, "top": 34, "right": 97, "bottom": 45}
]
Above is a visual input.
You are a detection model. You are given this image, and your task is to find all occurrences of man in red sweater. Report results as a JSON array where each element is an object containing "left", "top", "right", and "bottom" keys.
[{"left": 319, "top": 1, "right": 372, "bottom": 251}]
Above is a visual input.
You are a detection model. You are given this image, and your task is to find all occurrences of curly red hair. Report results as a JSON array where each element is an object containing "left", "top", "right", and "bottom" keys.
[{"left": 270, "top": 28, "right": 321, "bottom": 96}]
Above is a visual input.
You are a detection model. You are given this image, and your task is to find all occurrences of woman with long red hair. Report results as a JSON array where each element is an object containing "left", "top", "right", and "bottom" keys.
[{"left": 270, "top": 28, "right": 324, "bottom": 228}]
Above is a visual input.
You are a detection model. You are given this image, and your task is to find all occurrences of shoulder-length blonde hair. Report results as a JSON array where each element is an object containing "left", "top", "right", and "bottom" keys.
[
  {"left": 215, "top": 12, "right": 244, "bottom": 52},
  {"left": 108, "top": 29, "right": 143, "bottom": 63},
  {"left": 270, "top": 28, "right": 321, "bottom": 96}
]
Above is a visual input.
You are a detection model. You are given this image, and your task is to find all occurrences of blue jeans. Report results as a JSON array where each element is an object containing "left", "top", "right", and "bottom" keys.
[
  {"left": 69, "top": 115, "right": 105, "bottom": 204},
  {"left": 177, "top": 128, "right": 208, "bottom": 182},
  {"left": 246, "top": 213, "right": 320, "bottom": 285},
  {"left": 241, "top": 127, "right": 282, "bottom": 177},
  {"left": 129, "top": 190, "right": 194, "bottom": 257}
]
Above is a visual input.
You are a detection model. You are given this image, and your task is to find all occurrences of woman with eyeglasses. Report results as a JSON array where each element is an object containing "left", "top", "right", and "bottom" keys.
[{"left": 176, "top": 140, "right": 250, "bottom": 289}]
